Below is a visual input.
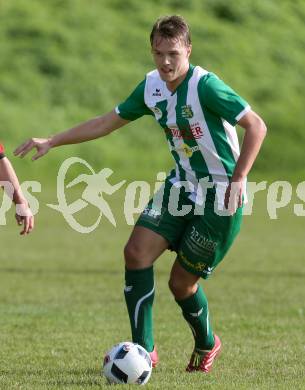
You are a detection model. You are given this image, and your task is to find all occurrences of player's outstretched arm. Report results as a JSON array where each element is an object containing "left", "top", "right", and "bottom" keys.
[
  {"left": 14, "top": 110, "right": 129, "bottom": 161},
  {"left": 0, "top": 157, "right": 34, "bottom": 235}
]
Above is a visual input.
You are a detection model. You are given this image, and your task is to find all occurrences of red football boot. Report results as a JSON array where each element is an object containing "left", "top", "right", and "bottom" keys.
[{"left": 186, "top": 334, "right": 221, "bottom": 373}]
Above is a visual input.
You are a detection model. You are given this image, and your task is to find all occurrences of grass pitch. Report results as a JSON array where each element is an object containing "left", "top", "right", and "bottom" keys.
[{"left": 0, "top": 189, "right": 304, "bottom": 389}]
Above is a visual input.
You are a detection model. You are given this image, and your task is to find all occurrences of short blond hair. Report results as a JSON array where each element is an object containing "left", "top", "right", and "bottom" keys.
[{"left": 150, "top": 15, "right": 191, "bottom": 47}]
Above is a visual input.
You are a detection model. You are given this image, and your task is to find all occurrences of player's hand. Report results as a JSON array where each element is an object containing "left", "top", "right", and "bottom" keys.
[
  {"left": 224, "top": 180, "right": 243, "bottom": 213},
  {"left": 15, "top": 202, "right": 34, "bottom": 235},
  {"left": 14, "top": 138, "right": 51, "bottom": 161}
]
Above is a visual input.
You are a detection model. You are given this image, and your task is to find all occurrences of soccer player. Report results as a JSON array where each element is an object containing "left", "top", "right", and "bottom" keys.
[
  {"left": 14, "top": 16, "right": 266, "bottom": 372},
  {"left": 0, "top": 143, "right": 34, "bottom": 234}
]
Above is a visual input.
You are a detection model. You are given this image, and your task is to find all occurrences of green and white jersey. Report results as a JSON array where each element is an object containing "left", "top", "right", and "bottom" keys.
[{"left": 115, "top": 64, "right": 250, "bottom": 207}]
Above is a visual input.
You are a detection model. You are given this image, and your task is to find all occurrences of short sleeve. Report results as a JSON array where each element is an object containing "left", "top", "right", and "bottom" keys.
[
  {"left": 115, "top": 79, "right": 153, "bottom": 121},
  {"left": 0, "top": 143, "right": 5, "bottom": 159},
  {"left": 199, "top": 73, "right": 250, "bottom": 126}
]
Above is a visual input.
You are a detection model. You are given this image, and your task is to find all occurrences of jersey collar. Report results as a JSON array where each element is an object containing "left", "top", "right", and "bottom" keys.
[{"left": 166, "top": 63, "right": 195, "bottom": 96}]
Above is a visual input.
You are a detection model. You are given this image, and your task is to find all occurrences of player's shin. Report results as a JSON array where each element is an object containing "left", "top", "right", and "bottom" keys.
[
  {"left": 124, "top": 266, "right": 155, "bottom": 352},
  {"left": 176, "top": 284, "right": 215, "bottom": 350}
]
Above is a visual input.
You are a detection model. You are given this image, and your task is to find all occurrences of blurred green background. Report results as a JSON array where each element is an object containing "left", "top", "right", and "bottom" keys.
[{"left": 1, "top": 0, "right": 305, "bottom": 183}]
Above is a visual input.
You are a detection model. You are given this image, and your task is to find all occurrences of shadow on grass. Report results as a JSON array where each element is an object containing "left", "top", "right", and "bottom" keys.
[
  {"left": 0, "top": 267, "right": 304, "bottom": 279},
  {"left": 0, "top": 267, "right": 121, "bottom": 275},
  {"left": 0, "top": 367, "right": 105, "bottom": 387},
  {"left": 223, "top": 270, "right": 305, "bottom": 278}
]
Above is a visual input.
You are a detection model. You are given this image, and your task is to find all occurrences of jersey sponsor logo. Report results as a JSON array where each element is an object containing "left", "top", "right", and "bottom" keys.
[
  {"left": 169, "top": 143, "right": 200, "bottom": 159},
  {"left": 179, "top": 251, "right": 215, "bottom": 275},
  {"left": 141, "top": 206, "right": 164, "bottom": 226},
  {"left": 181, "top": 104, "right": 194, "bottom": 119},
  {"left": 190, "top": 122, "right": 204, "bottom": 139},
  {"left": 152, "top": 88, "right": 162, "bottom": 97},
  {"left": 195, "top": 262, "right": 209, "bottom": 272},
  {"left": 178, "top": 250, "right": 198, "bottom": 270},
  {"left": 178, "top": 144, "right": 199, "bottom": 159},
  {"left": 188, "top": 226, "right": 218, "bottom": 253},
  {"left": 142, "top": 206, "right": 161, "bottom": 218},
  {"left": 178, "top": 250, "right": 214, "bottom": 274},
  {"left": 150, "top": 106, "right": 162, "bottom": 118},
  {"left": 165, "top": 122, "right": 203, "bottom": 140}
]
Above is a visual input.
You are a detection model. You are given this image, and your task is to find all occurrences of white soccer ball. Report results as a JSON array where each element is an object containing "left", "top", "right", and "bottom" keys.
[{"left": 102, "top": 341, "right": 152, "bottom": 385}]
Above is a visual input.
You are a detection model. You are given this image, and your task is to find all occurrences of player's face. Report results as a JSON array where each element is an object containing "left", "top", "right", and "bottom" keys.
[{"left": 151, "top": 35, "right": 192, "bottom": 90}]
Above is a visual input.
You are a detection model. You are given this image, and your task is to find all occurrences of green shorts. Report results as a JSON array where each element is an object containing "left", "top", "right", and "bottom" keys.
[{"left": 136, "top": 179, "right": 243, "bottom": 279}]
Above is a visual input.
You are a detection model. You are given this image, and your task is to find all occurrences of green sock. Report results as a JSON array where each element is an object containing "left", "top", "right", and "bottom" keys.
[
  {"left": 176, "top": 285, "right": 215, "bottom": 350},
  {"left": 124, "top": 266, "right": 155, "bottom": 352}
]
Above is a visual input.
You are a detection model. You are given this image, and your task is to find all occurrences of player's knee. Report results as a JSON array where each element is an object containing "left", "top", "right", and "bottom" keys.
[
  {"left": 124, "top": 242, "right": 148, "bottom": 269},
  {"left": 168, "top": 277, "right": 184, "bottom": 297},
  {"left": 124, "top": 242, "right": 138, "bottom": 262},
  {"left": 168, "top": 277, "right": 196, "bottom": 300}
]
